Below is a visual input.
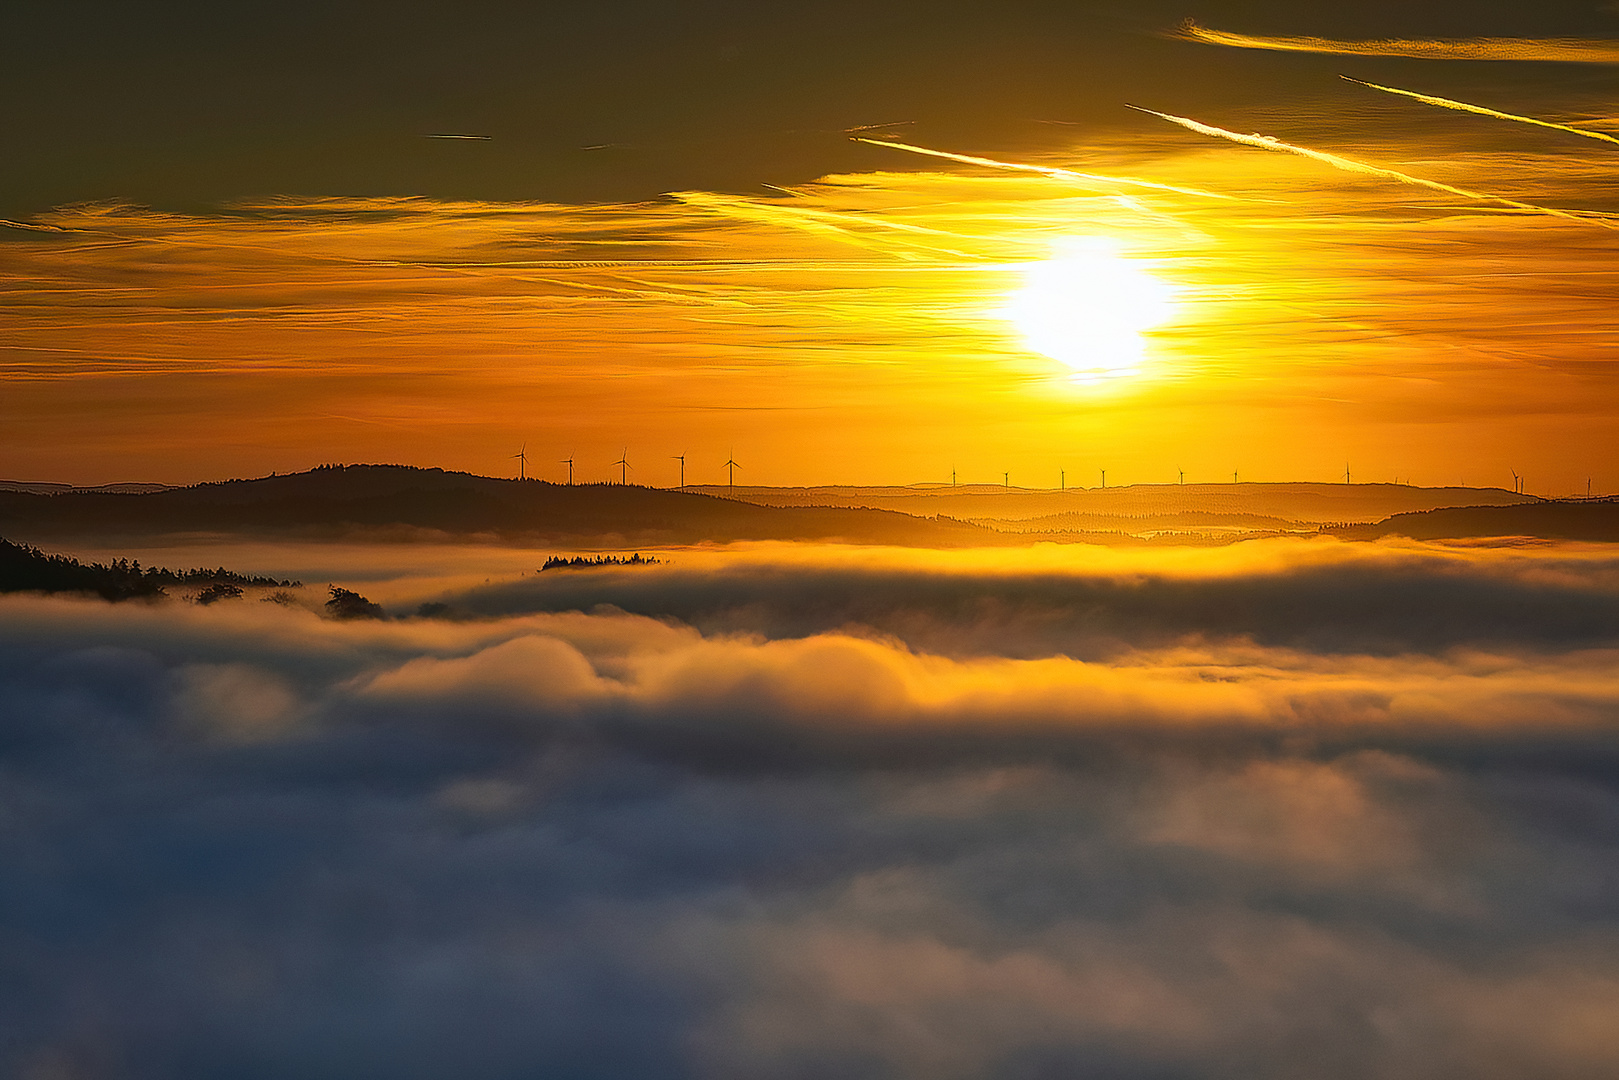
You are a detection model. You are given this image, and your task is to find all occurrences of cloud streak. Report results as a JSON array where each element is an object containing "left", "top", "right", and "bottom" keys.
[
  {"left": 1341, "top": 76, "right": 1619, "bottom": 148},
  {"left": 1129, "top": 106, "right": 1618, "bottom": 228},
  {"left": 1174, "top": 19, "right": 1619, "bottom": 64},
  {"left": 853, "top": 136, "right": 1241, "bottom": 200}
]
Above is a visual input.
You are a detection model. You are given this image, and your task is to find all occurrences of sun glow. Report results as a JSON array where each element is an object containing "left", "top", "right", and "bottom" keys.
[{"left": 1002, "top": 239, "right": 1176, "bottom": 382}]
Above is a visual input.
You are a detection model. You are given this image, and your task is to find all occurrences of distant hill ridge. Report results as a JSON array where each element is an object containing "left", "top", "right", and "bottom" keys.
[
  {"left": 3, "top": 465, "right": 1595, "bottom": 546},
  {"left": 687, "top": 481, "right": 1536, "bottom": 524},
  {"left": 1331, "top": 498, "right": 1619, "bottom": 542},
  {"left": 0, "top": 480, "right": 173, "bottom": 495},
  {"left": 0, "top": 464, "right": 991, "bottom": 546}
]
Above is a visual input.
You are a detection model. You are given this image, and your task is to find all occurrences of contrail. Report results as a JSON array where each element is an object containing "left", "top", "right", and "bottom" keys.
[
  {"left": 669, "top": 190, "right": 983, "bottom": 259},
  {"left": 676, "top": 189, "right": 969, "bottom": 239},
  {"left": 852, "top": 137, "right": 1240, "bottom": 200},
  {"left": 424, "top": 133, "right": 492, "bottom": 140},
  {"left": 1173, "top": 19, "right": 1619, "bottom": 63},
  {"left": 0, "top": 218, "right": 75, "bottom": 233},
  {"left": 1127, "top": 106, "right": 1614, "bottom": 227},
  {"left": 1341, "top": 76, "right": 1619, "bottom": 147}
]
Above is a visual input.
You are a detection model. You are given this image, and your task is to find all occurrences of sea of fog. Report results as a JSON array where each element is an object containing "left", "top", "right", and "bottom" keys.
[{"left": 4, "top": 538, "right": 1619, "bottom": 1079}]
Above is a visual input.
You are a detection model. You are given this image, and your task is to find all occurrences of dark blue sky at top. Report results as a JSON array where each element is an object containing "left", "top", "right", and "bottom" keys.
[{"left": 6, "top": 0, "right": 1618, "bottom": 216}]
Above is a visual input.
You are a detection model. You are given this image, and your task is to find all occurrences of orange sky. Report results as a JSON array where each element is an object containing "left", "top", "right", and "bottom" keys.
[{"left": 5, "top": 82, "right": 1619, "bottom": 491}]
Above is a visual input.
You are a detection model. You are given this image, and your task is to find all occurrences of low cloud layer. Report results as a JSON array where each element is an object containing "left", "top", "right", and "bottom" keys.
[
  {"left": 3, "top": 541, "right": 1619, "bottom": 1078},
  {"left": 446, "top": 539, "right": 1619, "bottom": 659}
]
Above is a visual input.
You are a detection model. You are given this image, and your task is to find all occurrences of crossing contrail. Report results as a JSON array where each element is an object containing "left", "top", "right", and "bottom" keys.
[
  {"left": 1340, "top": 77, "right": 1619, "bottom": 147},
  {"left": 670, "top": 190, "right": 983, "bottom": 260},
  {"left": 1127, "top": 106, "right": 1616, "bottom": 228},
  {"left": 853, "top": 137, "right": 1240, "bottom": 200}
]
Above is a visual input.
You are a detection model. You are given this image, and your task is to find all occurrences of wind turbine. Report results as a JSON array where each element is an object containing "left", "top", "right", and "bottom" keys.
[
  {"left": 1100, "top": 469, "right": 1106, "bottom": 489},
  {"left": 511, "top": 444, "right": 528, "bottom": 480},
  {"left": 613, "top": 449, "right": 631, "bottom": 485},
  {"left": 1178, "top": 469, "right": 1185, "bottom": 485},
  {"left": 672, "top": 453, "right": 686, "bottom": 488},
  {"left": 560, "top": 455, "right": 574, "bottom": 485},
  {"left": 724, "top": 451, "right": 740, "bottom": 487},
  {"left": 951, "top": 466, "right": 957, "bottom": 488},
  {"left": 1003, "top": 471, "right": 1009, "bottom": 489},
  {"left": 1345, "top": 463, "right": 1351, "bottom": 485},
  {"left": 1060, "top": 469, "right": 1065, "bottom": 491},
  {"left": 1511, "top": 469, "right": 1521, "bottom": 495}
]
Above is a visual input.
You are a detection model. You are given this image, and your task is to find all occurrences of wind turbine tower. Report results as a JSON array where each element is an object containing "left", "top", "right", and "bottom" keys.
[
  {"left": 511, "top": 444, "right": 528, "bottom": 480},
  {"left": 724, "top": 452, "right": 740, "bottom": 488},
  {"left": 1100, "top": 469, "right": 1106, "bottom": 489},
  {"left": 673, "top": 453, "right": 686, "bottom": 488},
  {"left": 560, "top": 455, "right": 574, "bottom": 485},
  {"left": 613, "top": 449, "right": 631, "bottom": 485}
]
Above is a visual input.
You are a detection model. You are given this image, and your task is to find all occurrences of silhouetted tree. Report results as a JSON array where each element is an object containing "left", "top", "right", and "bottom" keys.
[
  {"left": 0, "top": 536, "right": 299, "bottom": 602},
  {"left": 325, "top": 586, "right": 384, "bottom": 619},
  {"left": 0, "top": 537, "right": 164, "bottom": 600},
  {"left": 193, "top": 582, "right": 244, "bottom": 605},
  {"left": 540, "top": 553, "right": 660, "bottom": 570}
]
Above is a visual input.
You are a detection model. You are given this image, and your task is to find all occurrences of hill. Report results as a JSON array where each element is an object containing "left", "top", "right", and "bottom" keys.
[
  {"left": 1331, "top": 499, "right": 1619, "bottom": 543},
  {"left": 0, "top": 465, "right": 992, "bottom": 547},
  {"left": 685, "top": 482, "right": 1535, "bottom": 528},
  {"left": 0, "top": 480, "right": 173, "bottom": 495}
]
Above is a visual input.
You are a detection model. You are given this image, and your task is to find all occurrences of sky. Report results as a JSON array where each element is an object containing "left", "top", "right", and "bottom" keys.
[
  {"left": 7, "top": 537, "right": 1619, "bottom": 1077},
  {"left": 6, "top": 0, "right": 1619, "bottom": 487}
]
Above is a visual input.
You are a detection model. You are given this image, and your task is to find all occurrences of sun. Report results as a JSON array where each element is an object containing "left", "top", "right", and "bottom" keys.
[{"left": 1001, "top": 238, "right": 1176, "bottom": 382}]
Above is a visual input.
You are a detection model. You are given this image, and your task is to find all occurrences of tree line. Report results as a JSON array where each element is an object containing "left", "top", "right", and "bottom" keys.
[{"left": 0, "top": 537, "right": 298, "bottom": 601}]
